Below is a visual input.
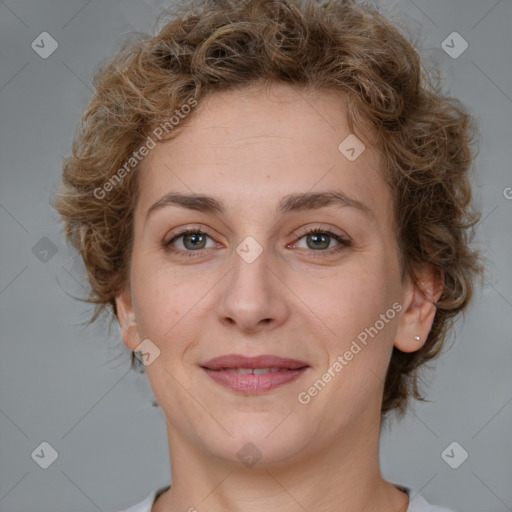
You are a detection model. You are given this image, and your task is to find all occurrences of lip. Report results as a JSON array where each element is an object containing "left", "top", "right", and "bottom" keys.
[{"left": 200, "top": 354, "right": 310, "bottom": 394}]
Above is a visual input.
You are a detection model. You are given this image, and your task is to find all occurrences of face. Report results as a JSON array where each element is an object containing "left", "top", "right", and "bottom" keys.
[{"left": 116, "top": 83, "right": 434, "bottom": 467}]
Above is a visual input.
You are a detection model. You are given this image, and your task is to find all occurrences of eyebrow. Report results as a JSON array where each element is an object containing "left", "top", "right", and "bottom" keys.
[{"left": 145, "top": 190, "right": 371, "bottom": 222}]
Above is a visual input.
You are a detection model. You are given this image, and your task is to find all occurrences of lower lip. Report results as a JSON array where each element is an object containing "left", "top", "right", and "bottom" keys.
[{"left": 202, "top": 368, "right": 308, "bottom": 394}]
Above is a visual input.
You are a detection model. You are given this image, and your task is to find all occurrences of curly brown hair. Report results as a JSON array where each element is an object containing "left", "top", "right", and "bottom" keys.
[{"left": 54, "top": 0, "right": 483, "bottom": 419}]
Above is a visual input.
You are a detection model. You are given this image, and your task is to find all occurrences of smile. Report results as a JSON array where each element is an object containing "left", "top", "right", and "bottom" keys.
[
  {"left": 200, "top": 354, "right": 310, "bottom": 394},
  {"left": 222, "top": 367, "right": 288, "bottom": 374}
]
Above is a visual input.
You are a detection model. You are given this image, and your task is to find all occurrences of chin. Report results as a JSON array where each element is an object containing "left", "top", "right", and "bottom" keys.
[{"left": 196, "top": 420, "right": 311, "bottom": 469}]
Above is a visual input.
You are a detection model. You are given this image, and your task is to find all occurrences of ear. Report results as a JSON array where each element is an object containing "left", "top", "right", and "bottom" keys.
[
  {"left": 394, "top": 264, "right": 444, "bottom": 353},
  {"left": 115, "top": 288, "right": 140, "bottom": 351}
]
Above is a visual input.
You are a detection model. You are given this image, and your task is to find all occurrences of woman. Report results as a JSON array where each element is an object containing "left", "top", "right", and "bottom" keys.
[{"left": 54, "top": 0, "right": 482, "bottom": 510}]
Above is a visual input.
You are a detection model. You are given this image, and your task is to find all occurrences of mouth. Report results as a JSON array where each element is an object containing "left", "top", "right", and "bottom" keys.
[{"left": 200, "top": 354, "right": 310, "bottom": 394}]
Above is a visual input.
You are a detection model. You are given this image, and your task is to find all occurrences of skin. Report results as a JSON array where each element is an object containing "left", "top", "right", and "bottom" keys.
[{"left": 116, "top": 83, "right": 442, "bottom": 512}]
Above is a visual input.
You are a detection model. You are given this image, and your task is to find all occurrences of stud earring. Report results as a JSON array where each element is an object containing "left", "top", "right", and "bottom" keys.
[{"left": 414, "top": 336, "right": 421, "bottom": 341}]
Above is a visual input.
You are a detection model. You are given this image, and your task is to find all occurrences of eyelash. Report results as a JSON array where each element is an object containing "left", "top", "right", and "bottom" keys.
[{"left": 164, "top": 227, "right": 351, "bottom": 258}]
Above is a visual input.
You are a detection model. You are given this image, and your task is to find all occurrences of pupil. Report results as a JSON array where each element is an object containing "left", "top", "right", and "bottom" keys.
[
  {"left": 185, "top": 233, "right": 205, "bottom": 249},
  {"left": 182, "top": 233, "right": 331, "bottom": 251},
  {"left": 308, "top": 234, "right": 329, "bottom": 250}
]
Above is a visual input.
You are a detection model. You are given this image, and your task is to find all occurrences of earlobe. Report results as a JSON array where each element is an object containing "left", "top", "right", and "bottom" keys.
[
  {"left": 114, "top": 289, "right": 140, "bottom": 351},
  {"left": 394, "top": 265, "right": 444, "bottom": 353}
]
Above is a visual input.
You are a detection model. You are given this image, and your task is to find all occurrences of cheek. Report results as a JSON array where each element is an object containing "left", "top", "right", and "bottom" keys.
[
  {"left": 304, "top": 272, "right": 398, "bottom": 421},
  {"left": 305, "top": 265, "right": 394, "bottom": 336},
  {"left": 130, "top": 262, "right": 190, "bottom": 343},
  {"left": 304, "top": 261, "right": 399, "bottom": 397},
  {"left": 130, "top": 260, "right": 223, "bottom": 367}
]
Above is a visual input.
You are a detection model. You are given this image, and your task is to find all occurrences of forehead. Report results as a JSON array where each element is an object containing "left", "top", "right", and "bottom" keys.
[{"left": 137, "top": 83, "right": 390, "bottom": 222}]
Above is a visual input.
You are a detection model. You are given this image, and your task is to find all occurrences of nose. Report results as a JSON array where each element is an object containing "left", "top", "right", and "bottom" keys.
[{"left": 216, "top": 243, "right": 290, "bottom": 334}]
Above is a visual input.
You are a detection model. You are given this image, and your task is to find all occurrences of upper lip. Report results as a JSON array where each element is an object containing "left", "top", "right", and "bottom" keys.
[{"left": 200, "top": 354, "right": 309, "bottom": 370}]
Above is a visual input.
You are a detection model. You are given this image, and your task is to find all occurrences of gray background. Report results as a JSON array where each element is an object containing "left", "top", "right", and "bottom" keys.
[{"left": 0, "top": 0, "right": 511, "bottom": 510}]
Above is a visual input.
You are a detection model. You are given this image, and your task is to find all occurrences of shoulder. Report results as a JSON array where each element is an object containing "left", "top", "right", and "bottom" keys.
[
  {"left": 113, "top": 488, "right": 158, "bottom": 512},
  {"left": 116, "top": 484, "right": 455, "bottom": 512},
  {"left": 398, "top": 485, "right": 456, "bottom": 512}
]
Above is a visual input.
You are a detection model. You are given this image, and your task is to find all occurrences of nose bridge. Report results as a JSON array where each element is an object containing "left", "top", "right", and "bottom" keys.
[{"left": 217, "top": 236, "right": 288, "bottom": 332}]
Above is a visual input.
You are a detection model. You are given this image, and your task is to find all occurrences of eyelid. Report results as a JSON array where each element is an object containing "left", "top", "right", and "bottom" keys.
[
  {"left": 290, "top": 226, "right": 351, "bottom": 252},
  {"left": 164, "top": 226, "right": 218, "bottom": 249},
  {"left": 293, "top": 224, "right": 349, "bottom": 240},
  {"left": 164, "top": 224, "right": 351, "bottom": 257}
]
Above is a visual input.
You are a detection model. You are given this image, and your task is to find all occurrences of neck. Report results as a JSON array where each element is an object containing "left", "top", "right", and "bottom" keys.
[{"left": 153, "top": 398, "right": 409, "bottom": 512}]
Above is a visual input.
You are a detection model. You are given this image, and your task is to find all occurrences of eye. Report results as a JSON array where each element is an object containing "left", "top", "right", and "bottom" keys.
[
  {"left": 294, "top": 228, "right": 351, "bottom": 253},
  {"left": 163, "top": 226, "right": 351, "bottom": 258},
  {"left": 164, "top": 228, "right": 218, "bottom": 256}
]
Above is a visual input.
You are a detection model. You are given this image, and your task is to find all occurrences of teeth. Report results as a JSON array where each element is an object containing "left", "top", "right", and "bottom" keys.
[
  {"left": 226, "top": 368, "right": 253, "bottom": 374},
  {"left": 253, "top": 368, "right": 278, "bottom": 375},
  {"left": 223, "top": 367, "right": 285, "bottom": 374}
]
